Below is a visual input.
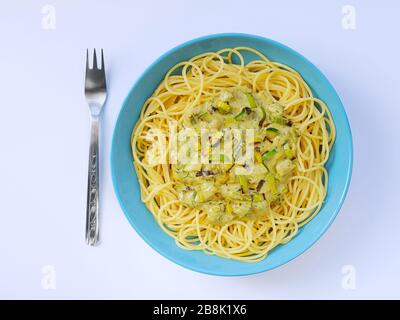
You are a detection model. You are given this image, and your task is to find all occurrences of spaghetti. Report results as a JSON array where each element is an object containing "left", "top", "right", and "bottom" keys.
[{"left": 131, "top": 47, "right": 335, "bottom": 262}]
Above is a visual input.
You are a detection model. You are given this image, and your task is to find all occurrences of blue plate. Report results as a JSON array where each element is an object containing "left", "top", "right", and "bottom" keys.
[{"left": 111, "top": 33, "right": 353, "bottom": 276}]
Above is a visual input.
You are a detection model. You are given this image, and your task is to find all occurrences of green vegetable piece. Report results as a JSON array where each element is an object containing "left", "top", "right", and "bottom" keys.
[
  {"left": 190, "top": 111, "right": 209, "bottom": 124},
  {"left": 195, "top": 190, "right": 204, "bottom": 203},
  {"left": 266, "top": 127, "right": 279, "bottom": 140},
  {"left": 234, "top": 109, "right": 246, "bottom": 120},
  {"left": 272, "top": 116, "right": 287, "bottom": 125},
  {"left": 238, "top": 175, "right": 249, "bottom": 193},
  {"left": 252, "top": 193, "right": 264, "bottom": 202},
  {"left": 262, "top": 149, "right": 277, "bottom": 161},
  {"left": 283, "top": 143, "right": 294, "bottom": 159},
  {"left": 266, "top": 174, "right": 277, "bottom": 194},
  {"left": 245, "top": 93, "right": 257, "bottom": 108},
  {"left": 259, "top": 106, "right": 267, "bottom": 126},
  {"left": 216, "top": 101, "right": 231, "bottom": 114},
  {"left": 198, "top": 111, "right": 209, "bottom": 120},
  {"left": 189, "top": 114, "right": 197, "bottom": 125}
]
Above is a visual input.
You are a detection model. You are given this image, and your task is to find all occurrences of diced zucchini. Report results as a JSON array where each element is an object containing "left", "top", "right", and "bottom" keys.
[
  {"left": 283, "top": 142, "right": 295, "bottom": 159},
  {"left": 189, "top": 114, "right": 197, "bottom": 125},
  {"left": 234, "top": 109, "right": 246, "bottom": 120},
  {"left": 266, "top": 127, "right": 279, "bottom": 140},
  {"left": 259, "top": 106, "right": 267, "bottom": 126},
  {"left": 266, "top": 174, "right": 277, "bottom": 194},
  {"left": 198, "top": 111, "right": 209, "bottom": 120},
  {"left": 216, "top": 101, "right": 231, "bottom": 114},
  {"left": 262, "top": 149, "right": 277, "bottom": 161},
  {"left": 252, "top": 193, "right": 264, "bottom": 202},
  {"left": 272, "top": 116, "right": 287, "bottom": 125},
  {"left": 190, "top": 111, "right": 209, "bottom": 124},
  {"left": 245, "top": 92, "right": 257, "bottom": 108},
  {"left": 195, "top": 190, "right": 204, "bottom": 203},
  {"left": 254, "top": 151, "right": 262, "bottom": 164},
  {"left": 226, "top": 203, "right": 233, "bottom": 215},
  {"left": 238, "top": 175, "right": 249, "bottom": 193},
  {"left": 223, "top": 118, "right": 235, "bottom": 126}
]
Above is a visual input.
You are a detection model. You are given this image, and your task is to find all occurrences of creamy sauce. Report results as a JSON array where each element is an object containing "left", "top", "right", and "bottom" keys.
[{"left": 173, "top": 88, "right": 298, "bottom": 224}]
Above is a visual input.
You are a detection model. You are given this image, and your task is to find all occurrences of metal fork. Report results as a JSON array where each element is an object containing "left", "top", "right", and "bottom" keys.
[{"left": 84, "top": 49, "right": 107, "bottom": 246}]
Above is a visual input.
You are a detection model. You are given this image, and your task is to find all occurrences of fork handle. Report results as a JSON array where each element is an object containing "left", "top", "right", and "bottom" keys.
[{"left": 86, "top": 116, "right": 100, "bottom": 246}]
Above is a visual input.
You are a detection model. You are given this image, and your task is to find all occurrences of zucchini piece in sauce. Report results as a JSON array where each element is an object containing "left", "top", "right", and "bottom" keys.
[
  {"left": 238, "top": 175, "right": 249, "bottom": 193},
  {"left": 216, "top": 101, "right": 231, "bottom": 114},
  {"left": 262, "top": 149, "right": 277, "bottom": 161},
  {"left": 252, "top": 193, "right": 264, "bottom": 202},
  {"left": 245, "top": 92, "right": 257, "bottom": 108},
  {"left": 234, "top": 107, "right": 251, "bottom": 121},
  {"left": 283, "top": 142, "right": 295, "bottom": 159},
  {"left": 272, "top": 116, "right": 287, "bottom": 125},
  {"left": 266, "top": 174, "right": 277, "bottom": 194},
  {"left": 266, "top": 127, "right": 279, "bottom": 140}
]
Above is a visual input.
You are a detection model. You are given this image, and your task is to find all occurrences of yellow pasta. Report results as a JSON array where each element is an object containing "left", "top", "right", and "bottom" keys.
[{"left": 131, "top": 47, "right": 335, "bottom": 262}]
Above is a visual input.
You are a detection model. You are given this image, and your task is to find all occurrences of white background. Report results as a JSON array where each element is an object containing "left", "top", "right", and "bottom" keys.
[{"left": 1, "top": 0, "right": 399, "bottom": 299}]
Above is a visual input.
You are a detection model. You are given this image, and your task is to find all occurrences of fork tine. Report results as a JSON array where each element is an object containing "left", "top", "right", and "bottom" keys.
[
  {"left": 86, "top": 49, "right": 89, "bottom": 71},
  {"left": 100, "top": 49, "right": 104, "bottom": 69},
  {"left": 93, "top": 49, "right": 98, "bottom": 70}
]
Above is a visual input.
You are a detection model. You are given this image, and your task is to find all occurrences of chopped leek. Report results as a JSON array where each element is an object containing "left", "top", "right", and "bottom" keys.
[
  {"left": 226, "top": 203, "right": 233, "bottom": 215},
  {"left": 234, "top": 107, "right": 251, "bottom": 121},
  {"left": 254, "top": 151, "right": 262, "bottom": 163},
  {"left": 262, "top": 149, "right": 277, "bottom": 161},
  {"left": 252, "top": 193, "right": 264, "bottom": 202},
  {"left": 239, "top": 175, "right": 249, "bottom": 193},
  {"left": 198, "top": 111, "right": 209, "bottom": 120},
  {"left": 190, "top": 111, "right": 209, "bottom": 124},
  {"left": 223, "top": 118, "right": 235, "bottom": 126},
  {"left": 234, "top": 109, "right": 246, "bottom": 120},
  {"left": 266, "top": 128, "right": 279, "bottom": 140},
  {"left": 266, "top": 174, "right": 277, "bottom": 194},
  {"left": 216, "top": 101, "right": 231, "bottom": 114},
  {"left": 283, "top": 142, "right": 294, "bottom": 159},
  {"left": 189, "top": 114, "right": 197, "bottom": 125},
  {"left": 272, "top": 116, "right": 287, "bottom": 125},
  {"left": 195, "top": 190, "right": 204, "bottom": 203},
  {"left": 259, "top": 106, "right": 267, "bottom": 126},
  {"left": 245, "top": 92, "right": 257, "bottom": 108}
]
